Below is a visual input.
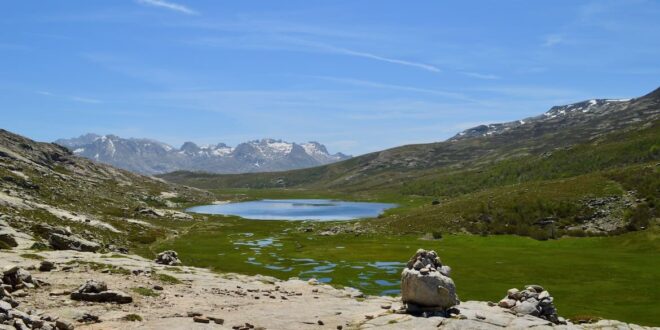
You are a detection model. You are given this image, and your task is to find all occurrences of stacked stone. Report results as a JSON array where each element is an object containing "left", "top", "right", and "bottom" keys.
[
  {"left": 1, "top": 266, "right": 74, "bottom": 329},
  {"left": 498, "top": 285, "right": 566, "bottom": 324},
  {"left": 154, "top": 250, "right": 182, "bottom": 266},
  {"left": 401, "top": 249, "right": 459, "bottom": 313}
]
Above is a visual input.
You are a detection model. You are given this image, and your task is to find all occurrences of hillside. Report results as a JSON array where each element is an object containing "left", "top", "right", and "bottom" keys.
[
  {"left": 0, "top": 129, "right": 214, "bottom": 252},
  {"left": 55, "top": 134, "right": 350, "bottom": 175},
  {"left": 160, "top": 88, "right": 660, "bottom": 238}
]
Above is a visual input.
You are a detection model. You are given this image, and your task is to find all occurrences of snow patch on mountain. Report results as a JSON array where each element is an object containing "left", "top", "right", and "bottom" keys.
[{"left": 55, "top": 135, "right": 351, "bottom": 175}]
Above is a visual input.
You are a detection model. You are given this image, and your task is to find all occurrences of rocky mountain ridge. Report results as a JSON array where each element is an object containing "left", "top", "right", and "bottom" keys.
[{"left": 55, "top": 135, "right": 350, "bottom": 175}]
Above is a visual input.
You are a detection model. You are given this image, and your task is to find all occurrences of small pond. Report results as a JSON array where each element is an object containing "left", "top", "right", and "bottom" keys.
[{"left": 187, "top": 199, "right": 396, "bottom": 221}]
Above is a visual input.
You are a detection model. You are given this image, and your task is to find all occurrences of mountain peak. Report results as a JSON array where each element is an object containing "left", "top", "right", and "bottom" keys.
[{"left": 55, "top": 135, "right": 350, "bottom": 175}]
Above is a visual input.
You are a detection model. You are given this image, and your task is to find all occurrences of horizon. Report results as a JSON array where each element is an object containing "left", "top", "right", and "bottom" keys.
[{"left": 2, "top": 1, "right": 660, "bottom": 155}]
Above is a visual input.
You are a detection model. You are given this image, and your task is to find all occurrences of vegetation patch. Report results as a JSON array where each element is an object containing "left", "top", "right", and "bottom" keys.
[
  {"left": 132, "top": 287, "right": 159, "bottom": 297},
  {"left": 20, "top": 253, "right": 45, "bottom": 260},
  {"left": 122, "top": 314, "right": 143, "bottom": 322}
]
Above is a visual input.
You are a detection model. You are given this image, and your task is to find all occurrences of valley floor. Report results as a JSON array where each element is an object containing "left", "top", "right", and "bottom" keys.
[{"left": 1, "top": 247, "right": 657, "bottom": 330}]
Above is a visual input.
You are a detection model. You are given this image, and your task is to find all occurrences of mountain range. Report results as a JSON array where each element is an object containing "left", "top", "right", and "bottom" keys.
[
  {"left": 161, "top": 87, "right": 660, "bottom": 192},
  {"left": 54, "top": 135, "right": 350, "bottom": 175}
]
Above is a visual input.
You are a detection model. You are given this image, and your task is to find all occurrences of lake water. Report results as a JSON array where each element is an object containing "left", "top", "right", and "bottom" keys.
[{"left": 187, "top": 199, "right": 396, "bottom": 221}]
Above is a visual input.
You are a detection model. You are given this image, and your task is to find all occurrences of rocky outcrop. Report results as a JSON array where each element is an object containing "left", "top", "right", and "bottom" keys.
[
  {"left": 48, "top": 233, "right": 100, "bottom": 253},
  {"left": 155, "top": 250, "right": 181, "bottom": 266},
  {"left": 498, "top": 285, "right": 564, "bottom": 324},
  {"left": 70, "top": 280, "right": 132, "bottom": 304},
  {"left": 0, "top": 265, "right": 68, "bottom": 330},
  {"left": 400, "top": 249, "right": 459, "bottom": 312}
]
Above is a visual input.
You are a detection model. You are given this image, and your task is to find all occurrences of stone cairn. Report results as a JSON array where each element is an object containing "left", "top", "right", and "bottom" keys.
[
  {"left": 1, "top": 265, "right": 75, "bottom": 330},
  {"left": 154, "top": 250, "right": 182, "bottom": 266},
  {"left": 401, "top": 249, "right": 459, "bottom": 315},
  {"left": 498, "top": 285, "right": 566, "bottom": 324}
]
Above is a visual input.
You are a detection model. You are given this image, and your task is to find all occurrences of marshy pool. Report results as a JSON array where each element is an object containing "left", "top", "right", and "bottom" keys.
[{"left": 187, "top": 199, "right": 397, "bottom": 221}]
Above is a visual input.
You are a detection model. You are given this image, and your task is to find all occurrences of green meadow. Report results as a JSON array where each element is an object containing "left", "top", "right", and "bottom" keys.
[{"left": 154, "top": 214, "right": 660, "bottom": 326}]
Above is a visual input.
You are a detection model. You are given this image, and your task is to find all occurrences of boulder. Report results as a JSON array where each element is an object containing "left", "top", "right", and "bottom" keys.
[
  {"left": 48, "top": 233, "right": 100, "bottom": 252},
  {"left": 154, "top": 250, "right": 181, "bottom": 265},
  {"left": 39, "top": 260, "right": 56, "bottom": 272},
  {"left": 401, "top": 249, "right": 459, "bottom": 311},
  {"left": 0, "top": 230, "right": 18, "bottom": 248},
  {"left": 70, "top": 280, "right": 132, "bottom": 304}
]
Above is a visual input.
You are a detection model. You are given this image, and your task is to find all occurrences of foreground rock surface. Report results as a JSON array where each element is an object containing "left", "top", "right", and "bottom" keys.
[{"left": 1, "top": 249, "right": 655, "bottom": 329}]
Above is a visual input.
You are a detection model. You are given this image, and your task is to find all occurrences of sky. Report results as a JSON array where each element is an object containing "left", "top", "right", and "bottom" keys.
[{"left": 1, "top": 1, "right": 659, "bottom": 155}]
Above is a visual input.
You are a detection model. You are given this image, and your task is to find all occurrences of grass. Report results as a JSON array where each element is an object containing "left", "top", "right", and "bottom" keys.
[
  {"left": 65, "top": 260, "right": 132, "bottom": 275},
  {"left": 122, "top": 314, "right": 143, "bottom": 322},
  {"left": 154, "top": 273, "right": 182, "bottom": 284},
  {"left": 154, "top": 217, "right": 660, "bottom": 326},
  {"left": 132, "top": 287, "right": 159, "bottom": 297},
  {"left": 20, "top": 253, "right": 45, "bottom": 260}
]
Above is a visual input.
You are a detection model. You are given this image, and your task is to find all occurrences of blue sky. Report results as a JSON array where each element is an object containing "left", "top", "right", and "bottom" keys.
[{"left": 2, "top": 0, "right": 659, "bottom": 155}]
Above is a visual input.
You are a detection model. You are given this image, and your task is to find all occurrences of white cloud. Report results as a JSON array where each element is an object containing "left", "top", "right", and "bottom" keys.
[
  {"left": 461, "top": 72, "right": 500, "bottom": 80},
  {"left": 136, "top": 0, "right": 198, "bottom": 15},
  {"left": 327, "top": 45, "right": 441, "bottom": 73},
  {"left": 37, "top": 91, "right": 102, "bottom": 104},
  {"left": 542, "top": 34, "right": 564, "bottom": 47}
]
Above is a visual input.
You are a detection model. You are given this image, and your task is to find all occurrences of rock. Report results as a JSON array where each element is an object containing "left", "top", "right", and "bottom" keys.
[
  {"left": 512, "top": 299, "right": 540, "bottom": 316},
  {"left": 401, "top": 249, "right": 459, "bottom": 311},
  {"left": 0, "top": 231, "right": 18, "bottom": 248},
  {"left": 76, "top": 280, "right": 107, "bottom": 294},
  {"left": 208, "top": 316, "right": 224, "bottom": 325},
  {"left": 498, "top": 298, "right": 516, "bottom": 308},
  {"left": 71, "top": 290, "right": 132, "bottom": 304},
  {"left": 39, "top": 261, "right": 56, "bottom": 272},
  {"left": 69, "top": 280, "right": 132, "bottom": 304},
  {"left": 48, "top": 233, "right": 100, "bottom": 252},
  {"left": 193, "top": 316, "right": 210, "bottom": 323},
  {"left": 525, "top": 284, "right": 544, "bottom": 293},
  {"left": 154, "top": 250, "right": 181, "bottom": 266},
  {"left": 55, "top": 320, "right": 75, "bottom": 330},
  {"left": 0, "top": 300, "right": 12, "bottom": 313},
  {"left": 153, "top": 285, "right": 163, "bottom": 291}
]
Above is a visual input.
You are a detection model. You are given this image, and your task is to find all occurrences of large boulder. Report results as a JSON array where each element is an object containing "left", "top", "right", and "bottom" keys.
[
  {"left": 401, "top": 249, "right": 459, "bottom": 311},
  {"left": 70, "top": 280, "right": 132, "bottom": 304},
  {"left": 48, "top": 233, "right": 100, "bottom": 252},
  {"left": 155, "top": 250, "right": 181, "bottom": 265},
  {"left": 0, "top": 230, "right": 18, "bottom": 248}
]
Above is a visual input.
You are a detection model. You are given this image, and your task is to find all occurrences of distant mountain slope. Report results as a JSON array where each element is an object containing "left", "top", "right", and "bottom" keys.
[
  {"left": 0, "top": 128, "right": 212, "bottom": 251},
  {"left": 160, "top": 87, "right": 660, "bottom": 191},
  {"left": 55, "top": 135, "right": 350, "bottom": 175}
]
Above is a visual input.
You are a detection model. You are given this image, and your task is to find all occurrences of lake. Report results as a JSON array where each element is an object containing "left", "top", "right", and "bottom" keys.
[{"left": 187, "top": 199, "right": 397, "bottom": 221}]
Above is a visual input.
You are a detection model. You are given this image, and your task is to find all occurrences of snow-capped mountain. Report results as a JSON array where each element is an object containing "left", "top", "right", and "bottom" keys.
[
  {"left": 54, "top": 135, "right": 351, "bottom": 175},
  {"left": 449, "top": 98, "right": 635, "bottom": 141}
]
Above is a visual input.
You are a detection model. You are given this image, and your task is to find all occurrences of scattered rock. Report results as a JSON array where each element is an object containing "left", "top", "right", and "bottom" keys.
[
  {"left": 154, "top": 250, "right": 181, "bottom": 266},
  {"left": 401, "top": 249, "right": 459, "bottom": 312}
]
